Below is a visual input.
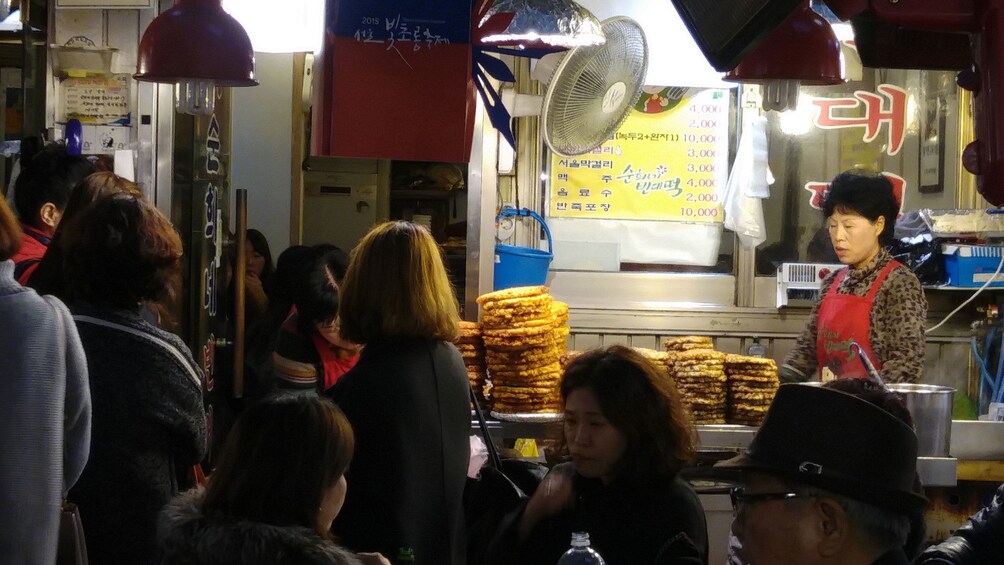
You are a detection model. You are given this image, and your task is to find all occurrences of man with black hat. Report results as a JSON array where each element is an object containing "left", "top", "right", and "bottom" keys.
[{"left": 716, "top": 383, "right": 926, "bottom": 565}]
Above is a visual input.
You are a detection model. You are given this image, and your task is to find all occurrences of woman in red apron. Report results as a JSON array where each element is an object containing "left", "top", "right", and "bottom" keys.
[{"left": 781, "top": 172, "right": 927, "bottom": 383}]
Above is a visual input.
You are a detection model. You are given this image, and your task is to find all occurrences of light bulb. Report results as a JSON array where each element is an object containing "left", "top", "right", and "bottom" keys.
[
  {"left": 175, "top": 79, "right": 216, "bottom": 116},
  {"left": 761, "top": 79, "right": 800, "bottom": 112}
]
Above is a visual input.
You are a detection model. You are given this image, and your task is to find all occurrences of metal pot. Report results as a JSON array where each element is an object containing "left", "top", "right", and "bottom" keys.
[{"left": 887, "top": 383, "right": 955, "bottom": 457}]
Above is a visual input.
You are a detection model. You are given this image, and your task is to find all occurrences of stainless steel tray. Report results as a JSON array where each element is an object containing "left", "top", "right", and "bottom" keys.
[{"left": 490, "top": 411, "right": 564, "bottom": 423}]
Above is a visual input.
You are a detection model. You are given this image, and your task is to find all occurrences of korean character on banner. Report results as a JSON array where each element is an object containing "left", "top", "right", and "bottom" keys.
[
  {"left": 591, "top": 161, "right": 601, "bottom": 169},
  {"left": 578, "top": 188, "right": 590, "bottom": 197},
  {"left": 571, "top": 203, "right": 583, "bottom": 211},
  {"left": 601, "top": 203, "right": 612, "bottom": 212},
  {"left": 203, "top": 188, "right": 217, "bottom": 239},
  {"left": 556, "top": 201, "right": 568, "bottom": 211},
  {"left": 592, "top": 147, "right": 603, "bottom": 154},
  {"left": 397, "top": 21, "right": 413, "bottom": 42},
  {"left": 203, "top": 266, "right": 218, "bottom": 316},
  {"left": 585, "top": 203, "right": 597, "bottom": 212},
  {"left": 570, "top": 160, "right": 579, "bottom": 168},
  {"left": 558, "top": 159, "right": 568, "bottom": 167},
  {"left": 601, "top": 174, "right": 613, "bottom": 183},
  {"left": 603, "top": 146, "right": 612, "bottom": 154},
  {"left": 603, "top": 160, "right": 613, "bottom": 169},
  {"left": 557, "top": 187, "right": 569, "bottom": 197},
  {"left": 558, "top": 173, "right": 568, "bottom": 181}
]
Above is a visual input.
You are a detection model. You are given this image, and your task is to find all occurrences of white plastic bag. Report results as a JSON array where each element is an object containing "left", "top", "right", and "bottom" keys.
[{"left": 720, "top": 115, "right": 771, "bottom": 249}]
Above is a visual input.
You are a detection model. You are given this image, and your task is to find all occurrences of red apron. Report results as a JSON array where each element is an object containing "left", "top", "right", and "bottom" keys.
[{"left": 815, "top": 260, "right": 900, "bottom": 380}]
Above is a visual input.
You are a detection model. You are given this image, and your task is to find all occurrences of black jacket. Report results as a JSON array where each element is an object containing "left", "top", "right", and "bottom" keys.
[
  {"left": 488, "top": 463, "right": 709, "bottom": 565},
  {"left": 158, "top": 488, "right": 363, "bottom": 565},
  {"left": 917, "top": 483, "right": 1004, "bottom": 564},
  {"left": 327, "top": 338, "right": 470, "bottom": 565},
  {"left": 68, "top": 307, "right": 207, "bottom": 565}
]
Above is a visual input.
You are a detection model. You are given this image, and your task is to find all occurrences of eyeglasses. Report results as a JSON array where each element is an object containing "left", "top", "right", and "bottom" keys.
[{"left": 729, "top": 486, "right": 812, "bottom": 512}]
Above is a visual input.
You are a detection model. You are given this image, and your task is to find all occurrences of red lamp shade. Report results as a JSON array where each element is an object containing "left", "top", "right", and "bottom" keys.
[
  {"left": 135, "top": 0, "right": 257, "bottom": 86},
  {"left": 724, "top": 2, "right": 842, "bottom": 85}
]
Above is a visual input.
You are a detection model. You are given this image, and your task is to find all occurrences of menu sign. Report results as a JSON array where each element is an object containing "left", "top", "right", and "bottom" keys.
[
  {"left": 548, "top": 87, "right": 729, "bottom": 223},
  {"left": 61, "top": 76, "right": 130, "bottom": 125}
]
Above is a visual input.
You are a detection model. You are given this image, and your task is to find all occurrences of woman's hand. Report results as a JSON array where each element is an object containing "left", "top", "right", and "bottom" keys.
[
  {"left": 244, "top": 274, "right": 268, "bottom": 312},
  {"left": 356, "top": 552, "right": 391, "bottom": 565},
  {"left": 517, "top": 467, "right": 575, "bottom": 540}
]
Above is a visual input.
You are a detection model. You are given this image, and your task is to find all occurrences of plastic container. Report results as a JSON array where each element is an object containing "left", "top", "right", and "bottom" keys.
[
  {"left": 920, "top": 208, "right": 1004, "bottom": 239},
  {"left": 494, "top": 208, "right": 553, "bottom": 291},
  {"left": 557, "top": 532, "right": 606, "bottom": 565},
  {"left": 942, "top": 244, "right": 1004, "bottom": 288}
]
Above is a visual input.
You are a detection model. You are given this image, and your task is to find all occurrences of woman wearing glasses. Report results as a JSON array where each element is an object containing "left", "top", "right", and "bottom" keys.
[{"left": 489, "top": 345, "right": 708, "bottom": 565}]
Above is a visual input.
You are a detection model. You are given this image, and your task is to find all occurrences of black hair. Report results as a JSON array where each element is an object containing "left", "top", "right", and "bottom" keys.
[
  {"left": 201, "top": 394, "right": 354, "bottom": 538},
  {"left": 295, "top": 248, "right": 350, "bottom": 335},
  {"left": 822, "top": 172, "right": 899, "bottom": 245},
  {"left": 13, "top": 140, "right": 96, "bottom": 226},
  {"left": 246, "top": 245, "right": 320, "bottom": 360},
  {"left": 246, "top": 228, "right": 275, "bottom": 282}
]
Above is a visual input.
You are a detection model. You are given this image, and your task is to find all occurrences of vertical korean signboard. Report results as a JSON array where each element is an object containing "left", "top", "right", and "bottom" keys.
[{"left": 548, "top": 87, "right": 729, "bottom": 223}]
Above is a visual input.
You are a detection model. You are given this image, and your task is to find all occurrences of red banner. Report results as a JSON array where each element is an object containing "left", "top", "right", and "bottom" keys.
[{"left": 315, "top": 2, "right": 476, "bottom": 162}]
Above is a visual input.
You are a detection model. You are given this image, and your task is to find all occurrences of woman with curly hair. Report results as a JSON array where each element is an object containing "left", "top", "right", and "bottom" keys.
[
  {"left": 29, "top": 171, "right": 144, "bottom": 297},
  {"left": 61, "top": 193, "right": 207, "bottom": 564},
  {"left": 490, "top": 345, "right": 708, "bottom": 565}
]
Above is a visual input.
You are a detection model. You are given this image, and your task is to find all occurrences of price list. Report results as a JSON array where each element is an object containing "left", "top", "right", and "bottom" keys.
[{"left": 548, "top": 87, "right": 729, "bottom": 223}]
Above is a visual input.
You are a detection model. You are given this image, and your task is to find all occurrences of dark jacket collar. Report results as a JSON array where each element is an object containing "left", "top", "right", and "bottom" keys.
[
  {"left": 157, "top": 488, "right": 362, "bottom": 565},
  {"left": 871, "top": 547, "right": 909, "bottom": 565}
]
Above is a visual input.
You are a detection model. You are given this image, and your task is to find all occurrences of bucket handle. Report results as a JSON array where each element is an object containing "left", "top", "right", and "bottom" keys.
[{"left": 497, "top": 207, "right": 553, "bottom": 255}]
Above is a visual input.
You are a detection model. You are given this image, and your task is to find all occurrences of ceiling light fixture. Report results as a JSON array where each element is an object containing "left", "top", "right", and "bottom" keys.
[
  {"left": 135, "top": 0, "right": 257, "bottom": 116},
  {"left": 724, "top": 1, "right": 842, "bottom": 111},
  {"left": 479, "top": 0, "right": 605, "bottom": 49}
]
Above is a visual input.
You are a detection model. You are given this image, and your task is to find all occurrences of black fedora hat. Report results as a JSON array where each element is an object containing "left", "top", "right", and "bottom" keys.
[{"left": 717, "top": 383, "right": 927, "bottom": 512}]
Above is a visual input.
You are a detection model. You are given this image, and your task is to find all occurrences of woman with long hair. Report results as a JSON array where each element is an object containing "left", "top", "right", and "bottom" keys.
[
  {"left": 273, "top": 247, "right": 361, "bottom": 393},
  {"left": 158, "top": 395, "right": 389, "bottom": 565},
  {"left": 329, "top": 221, "right": 469, "bottom": 565},
  {"left": 490, "top": 345, "right": 708, "bottom": 565}
]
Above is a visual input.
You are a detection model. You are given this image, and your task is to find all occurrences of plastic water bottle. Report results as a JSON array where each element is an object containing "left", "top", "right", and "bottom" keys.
[
  {"left": 556, "top": 532, "right": 606, "bottom": 565},
  {"left": 396, "top": 547, "right": 415, "bottom": 563}
]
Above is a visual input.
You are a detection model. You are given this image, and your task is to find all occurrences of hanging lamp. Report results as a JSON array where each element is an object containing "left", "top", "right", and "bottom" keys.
[
  {"left": 478, "top": 0, "right": 605, "bottom": 49},
  {"left": 135, "top": 0, "right": 258, "bottom": 116},
  {"left": 724, "top": 1, "right": 841, "bottom": 111}
]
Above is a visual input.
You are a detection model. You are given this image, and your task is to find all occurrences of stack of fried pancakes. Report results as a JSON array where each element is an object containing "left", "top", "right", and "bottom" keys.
[
  {"left": 724, "top": 354, "right": 779, "bottom": 426},
  {"left": 663, "top": 335, "right": 714, "bottom": 353},
  {"left": 668, "top": 348, "right": 727, "bottom": 425},
  {"left": 455, "top": 321, "right": 488, "bottom": 400},
  {"left": 477, "top": 286, "right": 568, "bottom": 414}
]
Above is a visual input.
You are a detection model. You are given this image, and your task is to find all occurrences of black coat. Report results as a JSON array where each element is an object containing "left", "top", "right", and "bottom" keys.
[
  {"left": 489, "top": 463, "right": 709, "bottom": 565},
  {"left": 158, "top": 488, "right": 363, "bottom": 565},
  {"left": 916, "top": 483, "right": 1004, "bottom": 564},
  {"left": 328, "top": 338, "right": 470, "bottom": 565},
  {"left": 68, "top": 307, "right": 207, "bottom": 565}
]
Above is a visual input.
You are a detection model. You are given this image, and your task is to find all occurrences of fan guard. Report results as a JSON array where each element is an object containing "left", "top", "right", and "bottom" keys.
[{"left": 542, "top": 17, "right": 648, "bottom": 156}]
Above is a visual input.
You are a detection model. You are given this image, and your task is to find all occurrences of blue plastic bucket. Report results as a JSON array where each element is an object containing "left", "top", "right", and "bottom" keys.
[{"left": 493, "top": 208, "right": 553, "bottom": 291}]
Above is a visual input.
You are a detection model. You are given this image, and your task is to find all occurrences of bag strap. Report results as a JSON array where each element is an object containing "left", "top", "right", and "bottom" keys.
[
  {"left": 469, "top": 383, "right": 504, "bottom": 470},
  {"left": 72, "top": 314, "right": 202, "bottom": 390}
]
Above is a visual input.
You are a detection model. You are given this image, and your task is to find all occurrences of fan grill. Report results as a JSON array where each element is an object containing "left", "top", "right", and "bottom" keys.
[{"left": 543, "top": 17, "right": 648, "bottom": 156}]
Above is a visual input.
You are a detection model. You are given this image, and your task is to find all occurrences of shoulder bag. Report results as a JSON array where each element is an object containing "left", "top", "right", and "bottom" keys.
[{"left": 464, "top": 386, "right": 549, "bottom": 565}]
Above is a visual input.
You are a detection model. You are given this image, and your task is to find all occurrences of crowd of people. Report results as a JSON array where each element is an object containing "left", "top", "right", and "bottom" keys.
[{"left": 1, "top": 140, "right": 1001, "bottom": 565}]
